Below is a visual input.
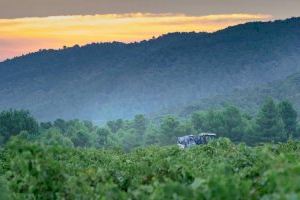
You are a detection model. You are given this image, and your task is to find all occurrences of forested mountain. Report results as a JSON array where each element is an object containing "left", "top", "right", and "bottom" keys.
[
  {"left": 178, "top": 72, "right": 300, "bottom": 117},
  {"left": 0, "top": 17, "right": 300, "bottom": 122}
]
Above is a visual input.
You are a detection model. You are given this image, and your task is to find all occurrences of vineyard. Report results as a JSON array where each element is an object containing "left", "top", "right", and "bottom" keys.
[
  {"left": 0, "top": 11, "right": 299, "bottom": 200},
  {"left": 1, "top": 138, "right": 300, "bottom": 199}
]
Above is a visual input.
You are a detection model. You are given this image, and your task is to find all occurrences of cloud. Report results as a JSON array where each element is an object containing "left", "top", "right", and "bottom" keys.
[
  {"left": 0, "top": 0, "right": 298, "bottom": 19},
  {"left": 0, "top": 13, "right": 272, "bottom": 61}
]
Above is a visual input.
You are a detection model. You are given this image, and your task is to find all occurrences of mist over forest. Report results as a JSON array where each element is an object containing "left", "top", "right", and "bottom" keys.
[
  {"left": 0, "top": 17, "right": 299, "bottom": 123},
  {"left": 2, "top": 16, "right": 300, "bottom": 199}
]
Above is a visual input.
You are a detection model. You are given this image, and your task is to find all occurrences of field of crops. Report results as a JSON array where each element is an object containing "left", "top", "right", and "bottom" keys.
[{"left": 1, "top": 138, "right": 300, "bottom": 199}]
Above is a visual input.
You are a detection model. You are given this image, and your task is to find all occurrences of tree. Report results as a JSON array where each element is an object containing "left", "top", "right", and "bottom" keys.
[
  {"left": 83, "top": 120, "right": 95, "bottom": 132},
  {"left": 201, "top": 110, "right": 225, "bottom": 135},
  {"left": 53, "top": 119, "right": 67, "bottom": 133},
  {"left": 144, "top": 128, "right": 160, "bottom": 146},
  {"left": 192, "top": 107, "right": 247, "bottom": 142},
  {"left": 107, "top": 119, "right": 123, "bottom": 133},
  {"left": 39, "top": 128, "right": 74, "bottom": 147},
  {"left": 221, "top": 106, "right": 245, "bottom": 141},
  {"left": 278, "top": 101, "right": 297, "bottom": 139},
  {"left": 256, "top": 99, "right": 284, "bottom": 142},
  {"left": 40, "top": 122, "right": 52, "bottom": 129},
  {"left": 159, "top": 116, "right": 180, "bottom": 145},
  {"left": 191, "top": 112, "right": 206, "bottom": 133},
  {"left": 0, "top": 177, "right": 11, "bottom": 200},
  {"left": 120, "top": 129, "right": 141, "bottom": 151},
  {"left": 0, "top": 109, "right": 39, "bottom": 143},
  {"left": 71, "top": 131, "right": 91, "bottom": 148},
  {"left": 133, "top": 115, "right": 147, "bottom": 137},
  {"left": 96, "top": 128, "right": 110, "bottom": 147}
]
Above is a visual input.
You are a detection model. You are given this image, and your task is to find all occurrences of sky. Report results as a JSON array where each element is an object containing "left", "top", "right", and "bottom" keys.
[{"left": 0, "top": 0, "right": 299, "bottom": 61}]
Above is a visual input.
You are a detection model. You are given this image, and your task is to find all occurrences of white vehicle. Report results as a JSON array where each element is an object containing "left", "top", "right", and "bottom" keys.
[{"left": 177, "top": 133, "right": 217, "bottom": 148}]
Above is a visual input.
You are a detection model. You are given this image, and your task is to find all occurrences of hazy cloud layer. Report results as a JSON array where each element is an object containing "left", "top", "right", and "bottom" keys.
[
  {"left": 0, "top": 0, "right": 299, "bottom": 19},
  {"left": 0, "top": 13, "right": 272, "bottom": 61}
]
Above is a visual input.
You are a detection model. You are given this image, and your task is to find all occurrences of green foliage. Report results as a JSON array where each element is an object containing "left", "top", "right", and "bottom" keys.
[
  {"left": 0, "top": 18, "right": 300, "bottom": 199},
  {"left": 40, "top": 122, "right": 52, "bottom": 130},
  {"left": 96, "top": 128, "right": 110, "bottom": 148},
  {"left": 39, "top": 128, "right": 74, "bottom": 147},
  {"left": 1, "top": 19, "right": 300, "bottom": 123},
  {"left": 1, "top": 99, "right": 299, "bottom": 149},
  {"left": 191, "top": 106, "right": 249, "bottom": 143},
  {"left": 107, "top": 119, "right": 124, "bottom": 133},
  {"left": 0, "top": 109, "right": 38, "bottom": 144},
  {"left": 70, "top": 130, "right": 91, "bottom": 148},
  {"left": 0, "top": 176, "right": 11, "bottom": 200},
  {"left": 159, "top": 116, "right": 180, "bottom": 145},
  {"left": 191, "top": 112, "right": 206, "bottom": 133},
  {"left": 133, "top": 115, "right": 147, "bottom": 137},
  {"left": 53, "top": 119, "right": 67, "bottom": 132},
  {"left": 256, "top": 99, "right": 284, "bottom": 142},
  {"left": 180, "top": 71, "right": 300, "bottom": 120},
  {"left": 222, "top": 106, "right": 246, "bottom": 141},
  {"left": 278, "top": 101, "right": 297, "bottom": 138},
  {"left": 2, "top": 139, "right": 300, "bottom": 199}
]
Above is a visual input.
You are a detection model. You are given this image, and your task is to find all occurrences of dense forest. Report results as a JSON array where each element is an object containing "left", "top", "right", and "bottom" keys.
[
  {"left": 175, "top": 72, "right": 300, "bottom": 118},
  {"left": 0, "top": 18, "right": 299, "bottom": 122},
  {"left": 1, "top": 99, "right": 300, "bottom": 199},
  {"left": 0, "top": 98, "right": 298, "bottom": 149},
  {"left": 1, "top": 17, "right": 300, "bottom": 199}
]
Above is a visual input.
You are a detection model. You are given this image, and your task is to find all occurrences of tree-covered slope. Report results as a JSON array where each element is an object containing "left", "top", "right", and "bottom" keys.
[
  {"left": 0, "top": 18, "right": 300, "bottom": 122},
  {"left": 178, "top": 72, "right": 300, "bottom": 117}
]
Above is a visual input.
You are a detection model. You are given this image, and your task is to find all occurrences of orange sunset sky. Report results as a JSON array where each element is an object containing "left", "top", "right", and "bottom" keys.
[{"left": 0, "top": 0, "right": 299, "bottom": 61}]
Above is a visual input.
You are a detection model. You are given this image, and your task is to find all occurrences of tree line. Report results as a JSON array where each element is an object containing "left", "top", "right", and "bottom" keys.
[{"left": 0, "top": 98, "right": 299, "bottom": 150}]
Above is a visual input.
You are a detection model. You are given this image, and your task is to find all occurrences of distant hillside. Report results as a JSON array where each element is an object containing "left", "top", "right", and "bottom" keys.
[
  {"left": 177, "top": 72, "right": 300, "bottom": 117},
  {"left": 0, "top": 17, "right": 300, "bottom": 122}
]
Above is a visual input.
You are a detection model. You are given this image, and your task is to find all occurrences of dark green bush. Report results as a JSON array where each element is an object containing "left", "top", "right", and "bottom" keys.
[{"left": 1, "top": 138, "right": 300, "bottom": 199}]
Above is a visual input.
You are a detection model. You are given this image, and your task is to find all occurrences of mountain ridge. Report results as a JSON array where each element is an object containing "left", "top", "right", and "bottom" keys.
[
  {"left": 175, "top": 71, "right": 300, "bottom": 118},
  {"left": 3, "top": 17, "right": 299, "bottom": 63},
  {"left": 0, "top": 17, "right": 299, "bottom": 122}
]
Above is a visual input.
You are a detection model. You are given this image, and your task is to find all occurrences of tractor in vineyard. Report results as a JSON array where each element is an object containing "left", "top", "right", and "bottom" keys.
[{"left": 177, "top": 133, "right": 217, "bottom": 149}]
